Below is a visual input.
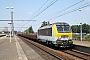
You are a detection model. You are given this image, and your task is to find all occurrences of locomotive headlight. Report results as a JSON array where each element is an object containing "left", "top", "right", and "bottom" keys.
[
  {"left": 69, "top": 40, "right": 73, "bottom": 43},
  {"left": 58, "top": 37, "right": 61, "bottom": 40},
  {"left": 56, "top": 39, "right": 62, "bottom": 43},
  {"left": 69, "top": 37, "right": 72, "bottom": 40},
  {"left": 69, "top": 40, "right": 72, "bottom": 42}
]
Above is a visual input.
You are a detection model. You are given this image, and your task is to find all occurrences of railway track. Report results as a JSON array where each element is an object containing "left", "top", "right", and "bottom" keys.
[
  {"left": 60, "top": 49, "right": 90, "bottom": 60},
  {"left": 18, "top": 35, "right": 90, "bottom": 60}
]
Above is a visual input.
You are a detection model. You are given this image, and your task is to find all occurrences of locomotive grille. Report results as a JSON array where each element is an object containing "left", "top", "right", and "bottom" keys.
[{"left": 61, "top": 35, "right": 68, "bottom": 38}]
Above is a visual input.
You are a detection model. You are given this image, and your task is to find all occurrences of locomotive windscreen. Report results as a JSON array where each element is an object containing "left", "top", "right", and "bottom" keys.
[{"left": 56, "top": 25, "right": 70, "bottom": 32}]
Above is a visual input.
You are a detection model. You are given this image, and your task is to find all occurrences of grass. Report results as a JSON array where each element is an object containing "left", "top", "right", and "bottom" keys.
[{"left": 72, "top": 36, "right": 90, "bottom": 41}]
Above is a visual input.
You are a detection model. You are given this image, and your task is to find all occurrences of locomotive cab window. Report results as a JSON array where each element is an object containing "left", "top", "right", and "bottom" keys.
[
  {"left": 56, "top": 25, "right": 70, "bottom": 32},
  {"left": 56, "top": 26, "right": 63, "bottom": 32},
  {"left": 64, "top": 26, "right": 70, "bottom": 32}
]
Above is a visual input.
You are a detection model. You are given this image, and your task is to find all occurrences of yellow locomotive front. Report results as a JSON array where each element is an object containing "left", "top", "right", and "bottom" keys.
[{"left": 53, "top": 22, "right": 73, "bottom": 47}]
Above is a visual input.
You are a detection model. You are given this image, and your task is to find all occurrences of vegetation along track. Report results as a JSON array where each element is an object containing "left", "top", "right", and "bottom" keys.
[{"left": 18, "top": 35, "right": 90, "bottom": 60}]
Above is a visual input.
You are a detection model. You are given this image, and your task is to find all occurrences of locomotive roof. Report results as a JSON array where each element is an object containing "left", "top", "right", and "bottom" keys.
[
  {"left": 52, "top": 22, "right": 69, "bottom": 25},
  {"left": 38, "top": 24, "right": 52, "bottom": 30},
  {"left": 38, "top": 22, "right": 69, "bottom": 30}
]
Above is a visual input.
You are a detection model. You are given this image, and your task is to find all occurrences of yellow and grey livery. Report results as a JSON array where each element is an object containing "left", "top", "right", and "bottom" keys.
[{"left": 37, "top": 22, "right": 73, "bottom": 47}]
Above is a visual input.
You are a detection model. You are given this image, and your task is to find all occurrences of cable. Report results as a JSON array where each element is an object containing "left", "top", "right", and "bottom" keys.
[
  {"left": 19, "top": 0, "right": 58, "bottom": 31},
  {"left": 32, "top": 2, "right": 90, "bottom": 28},
  {"left": 0, "top": 20, "right": 36, "bottom": 21},
  {"left": 20, "top": 1, "right": 90, "bottom": 32},
  {"left": 31, "top": 0, "right": 86, "bottom": 26},
  {"left": 18, "top": 0, "right": 49, "bottom": 31},
  {"left": 31, "top": 0, "right": 58, "bottom": 19},
  {"left": 48, "top": 2, "right": 90, "bottom": 20},
  {"left": 42, "top": 0, "right": 85, "bottom": 20},
  {"left": 20, "top": 0, "right": 49, "bottom": 29},
  {"left": 28, "top": 0, "right": 49, "bottom": 20}
]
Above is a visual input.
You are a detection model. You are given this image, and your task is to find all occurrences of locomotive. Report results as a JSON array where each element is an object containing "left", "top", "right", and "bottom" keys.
[{"left": 37, "top": 22, "right": 73, "bottom": 47}]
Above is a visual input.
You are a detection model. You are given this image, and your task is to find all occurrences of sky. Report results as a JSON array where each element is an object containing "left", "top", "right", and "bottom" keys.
[{"left": 0, "top": 0, "right": 90, "bottom": 32}]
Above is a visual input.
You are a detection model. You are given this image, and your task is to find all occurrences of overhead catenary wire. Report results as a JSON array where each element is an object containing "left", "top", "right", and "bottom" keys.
[
  {"left": 42, "top": 0, "right": 85, "bottom": 20},
  {"left": 0, "top": 27, "right": 28, "bottom": 28},
  {"left": 20, "top": 0, "right": 90, "bottom": 32},
  {"left": 26, "top": 0, "right": 58, "bottom": 23},
  {"left": 28, "top": 0, "right": 49, "bottom": 20},
  {"left": 30, "top": 0, "right": 58, "bottom": 19},
  {"left": 31, "top": 2, "right": 90, "bottom": 28},
  {"left": 48, "top": 2, "right": 90, "bottom": 20},
  {"left": 31, "top": 0, "right": 86, "bottom": 25},
  {"left": 0, "top": 20, "right": 36, "bottom": 21},
  {"left": 20, "top": 0, "right": 58, "bottom": 31},
  {"left": 20, "top": 0, "right": 49, "bottom": 30},
  {"left": 28, "top": 0, "right": 86, "bottom": 28}
]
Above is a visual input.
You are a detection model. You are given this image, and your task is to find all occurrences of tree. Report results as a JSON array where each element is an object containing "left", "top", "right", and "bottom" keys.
[
  {"left": 71, "top": 23, "right": 90, "bottom": 33},
  {"left": 24, "top": 26, "right": 34, "bottom": 34},
  {"left": 82, "top": 23, "right": 89, "bottom": 33},
  {"left": 71, "top": 25, "right": 79, "bottom": 33},
  {"left": 41, "top": 21, "right": 50, "bottom": 27},
  {"left": 24, "top": 29, "right": 28, "bottom": 34},
  {"left": 28, "top": 26, "right": 34, "bottom": 33}
]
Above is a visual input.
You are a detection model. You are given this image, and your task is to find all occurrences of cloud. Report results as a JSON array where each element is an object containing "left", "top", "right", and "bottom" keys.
[{"left": 26, "top": 12, "right": 32, "bottom": 14}]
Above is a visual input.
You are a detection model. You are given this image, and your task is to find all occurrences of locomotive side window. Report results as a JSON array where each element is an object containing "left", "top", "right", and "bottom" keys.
[
  {"left": 47, "top": 28, "right": 52, "bottom": 36},
  {"left": 38, "top": 28, "right": 52, "bottom": 36},
  {"left": 38, "top": 29, "right": 46, "bottom": 36}
]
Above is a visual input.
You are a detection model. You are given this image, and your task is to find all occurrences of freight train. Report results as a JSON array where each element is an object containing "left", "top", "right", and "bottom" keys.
[{"left": 18, "top": 22, "right": 73, "bottom": 47}]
